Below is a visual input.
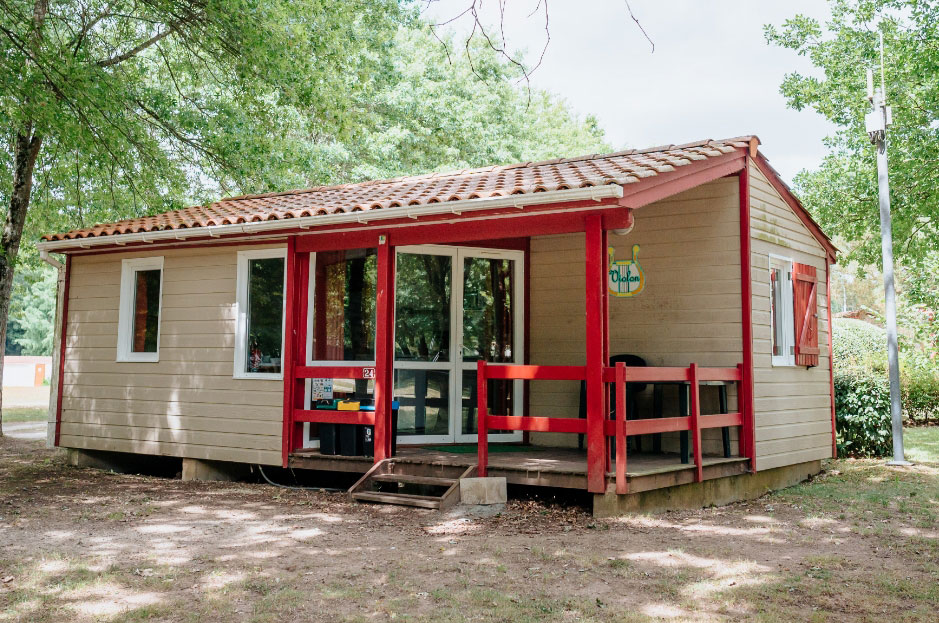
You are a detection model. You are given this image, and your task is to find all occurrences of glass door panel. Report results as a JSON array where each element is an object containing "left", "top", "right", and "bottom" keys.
[
  {"left": 394, "top": 250, "right": 454, "bottom": 443},
  {"left": 457, "top": 251, "right": 523, "bottom": 443},
  {"left": 395, "top": 253, "right": 451, "bottom": 362},
  {"left": 461, "top": 256, "right": 514, "bottom": 363},
  {"left": 395, "top": 369, "right": 450, "bottom": 436}
]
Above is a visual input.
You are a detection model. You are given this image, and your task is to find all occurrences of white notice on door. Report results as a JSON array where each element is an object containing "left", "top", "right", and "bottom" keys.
[{"left": 311, "top": 378, "right": 334, "bottom": 400}]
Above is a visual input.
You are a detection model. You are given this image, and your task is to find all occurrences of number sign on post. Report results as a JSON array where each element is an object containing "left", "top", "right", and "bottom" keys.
[{"left": 608, "top": 244, "right": 645, "bottom": 297}]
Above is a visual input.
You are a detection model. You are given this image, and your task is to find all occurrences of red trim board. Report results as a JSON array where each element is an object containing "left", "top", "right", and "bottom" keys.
[{"left": 739, "top": 164, "right": 756, "bottom": 471}]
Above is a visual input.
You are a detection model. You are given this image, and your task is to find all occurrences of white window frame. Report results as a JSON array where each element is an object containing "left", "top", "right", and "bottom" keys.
[
  {"left": 234, "top": 248, "right": 287, "bottom": 380},
  {"left": 117, "top": 256, "right": 164, "bottom": 363},
  {"left": 769, "top": 254, "right": 796, "bottom": 367}
]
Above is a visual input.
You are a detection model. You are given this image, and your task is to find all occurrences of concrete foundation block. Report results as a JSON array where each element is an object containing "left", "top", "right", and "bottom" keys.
[
  {"left": 460, "top": 477, "right": 507, "bottom": 505},
  {"left": 593, "top": 459, "right": 822, "bottom": 517},
  {"left": 181, "top": 458, "right": 250, "bottom": 482},
  {"left": 67, "top": 448, "right": 135, "bottom": 472}
]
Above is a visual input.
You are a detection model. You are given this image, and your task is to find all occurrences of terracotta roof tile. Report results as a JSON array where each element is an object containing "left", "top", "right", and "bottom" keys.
[{"left": 42, "top": 137, "right": 754, "bottom": 242}]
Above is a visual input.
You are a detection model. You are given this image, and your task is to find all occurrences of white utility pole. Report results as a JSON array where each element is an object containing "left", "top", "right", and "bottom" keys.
[{"left": 865, "top": 32, "right": 909, "bottom": 465}]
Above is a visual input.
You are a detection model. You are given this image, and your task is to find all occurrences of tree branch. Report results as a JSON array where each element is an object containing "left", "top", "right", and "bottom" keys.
[{"left": 96, "top": 23, "right": 178, "bottom": 67}]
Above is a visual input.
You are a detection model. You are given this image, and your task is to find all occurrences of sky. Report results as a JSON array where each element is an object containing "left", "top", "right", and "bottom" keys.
[{"left": 423, "top": 1, "right": 839, "bottom": 183}]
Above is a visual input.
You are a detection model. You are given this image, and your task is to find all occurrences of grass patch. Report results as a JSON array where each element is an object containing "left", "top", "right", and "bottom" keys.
[
  {"left": 906, "top": 425, "right": 939, "bottom": 463},
  {"left": 2, "top": 407, "right": 46, "bottom": 422}
]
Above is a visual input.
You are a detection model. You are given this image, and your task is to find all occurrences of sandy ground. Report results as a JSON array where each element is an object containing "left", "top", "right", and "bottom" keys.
[
  {"left": 0, "top": 436, "right": 936, "bottom": 623},
  {"left": 1, "top": 386, "right": 49, "bottom": 408}
]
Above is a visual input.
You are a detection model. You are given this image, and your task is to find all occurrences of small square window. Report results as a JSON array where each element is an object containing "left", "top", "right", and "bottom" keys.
[
  {"left": 769, "top": 255, "right": 795, "bottom": 367},
  {"left": 117, "top": 257, "right": 164, "bottom": 362},
  {"left": 235, "top": 249, "right": 286, "bottom": 379}
]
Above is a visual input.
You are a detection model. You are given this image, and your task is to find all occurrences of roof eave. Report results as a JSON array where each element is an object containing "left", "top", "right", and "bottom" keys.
[{"left": 36, "top": 184, "right": 626, "bottom": 253}]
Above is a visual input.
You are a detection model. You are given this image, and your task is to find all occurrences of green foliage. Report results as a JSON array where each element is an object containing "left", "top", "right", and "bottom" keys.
[
  {"left": 832, "top": 319, "right": 893, "bottom": 456},
  {"left": 766, "top": 0, "right": 939, "bottom": 267},
  {"left": 832, "top": 318, "right": 886, "bottom": 368},
  {"left": 6, "top": 265, "right": 56, "bottom": 355},
  {"left": 901, "top": 365, "right": 939, "bottom": 425},
  {"left": 833, "top": 318, "right": 939, "bottom": 454}
]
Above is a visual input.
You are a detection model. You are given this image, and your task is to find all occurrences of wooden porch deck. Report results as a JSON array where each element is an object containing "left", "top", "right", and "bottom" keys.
[{"left": 289, "top": 446, "right": 749, "bottom": 493}]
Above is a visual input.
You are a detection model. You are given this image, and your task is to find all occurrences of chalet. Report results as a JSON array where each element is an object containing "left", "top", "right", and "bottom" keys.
[{"left": 38, "top": 136, "right": 837, "bottom": 515}]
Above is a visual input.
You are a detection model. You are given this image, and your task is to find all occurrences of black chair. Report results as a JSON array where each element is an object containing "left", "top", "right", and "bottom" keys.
[{"left": 578, "top": 354, "right": 648, "bottom": 453}]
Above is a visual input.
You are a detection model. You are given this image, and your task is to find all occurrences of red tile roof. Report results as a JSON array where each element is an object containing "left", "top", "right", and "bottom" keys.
[{"left": 42, "top": 137, "right": 755, "bottom": 242}]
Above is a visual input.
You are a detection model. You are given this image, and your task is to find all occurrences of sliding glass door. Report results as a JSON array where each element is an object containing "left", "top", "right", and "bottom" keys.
[{"left": 395, "top": 245, "right": 523, "bottom": 445}]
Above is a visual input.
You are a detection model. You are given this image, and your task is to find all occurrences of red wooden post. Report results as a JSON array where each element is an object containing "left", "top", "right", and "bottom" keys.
[
  {"left": 614, "top": 362, "right": 627, "bottom": 494},
  {"left": 689, "top": 363, "right": 703, "bottom": 482},
  {"left": 477, "top": 359, "right": 489, "bottom": 477},
  {"left": 826, "top": 257, "right": 837, "bottom": 458},
  {"left": 374, "top": 234, "right": 395, "bottom": 462},
  {"left": 736, "top": 363, "right": 746, "bottom": 457},
  {"left": 738, "top": 164, "right": 757, "bottom": 471},
  {"left": 54, "top": 254, "right": 72, "bottom": 448},
  {"left": 601, "top": 228, "right": 611, "bottom": 473},
  {"left": 281, "top": 237, "right": 298, "bottom": 467},
  {"left": 291, "top": 252, "right": 310, "bottom": 451},
  {"left": 584, "top": 214, "right": 606, "bottom": 493}
]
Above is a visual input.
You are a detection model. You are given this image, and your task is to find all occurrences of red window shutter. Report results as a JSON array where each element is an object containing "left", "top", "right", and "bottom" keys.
[{"left": 792, "top": 263, "right": 820, "bottom": 367}]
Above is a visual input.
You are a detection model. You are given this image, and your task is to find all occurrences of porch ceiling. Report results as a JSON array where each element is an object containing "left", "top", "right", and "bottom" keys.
[{"left": 41, "top": 137, "right": 754, "bottom": 243}]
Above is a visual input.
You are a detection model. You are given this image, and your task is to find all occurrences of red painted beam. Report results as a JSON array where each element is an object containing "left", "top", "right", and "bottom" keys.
[
  {"left": 295, "top": 202, "right": 632, "bottom": 253},
  {"left": 54, "top": 255, "right": 71, "bottom": 448},
  {"left": 295, "top": 365, "right": 374, "bottom": 379},
  {"left": 485, "top": 415, "right": 588, "bottom": 434},
  {"left": 584, "top": 214, "right": 607, "bottom": 494},
  {"left": 291, "top": 252, "right": 310, "bottom": 454},
  {"left": 826, "top": 259, "right": 837, "bottom": 458},
  {"left": 618, "top": 152, "right": 746, "bottom": 209},
  {"left": 281, "top": 237, "right": 298, "bottom": 467},
  {"left": 697, "top": 367, "right": 743, "bottom": 382},
  {"left": 482, "top": 365, "right": 586, "bottom": 381},
  {"left": 602, "top": 416, "right": 692, "bottom": 437},
  {"left": 601, "top": 366, "right": 694, "bottom": 383},
  {"left": 689, "top": 363, "right": 703, "bottom": 483},
  {"left": 738, "top": 164, "right": 757, "bottom": 471},
  {"left": 293, "top": 410, "right": 376, "bottom": 426},
  {"left": 700, "top": 412, "right": 744, "bottom": 429},
  {"left": 477, "top": 360, "right": 488, "bottom": 477},
  {"left": 373, "top": 234, "right": 395, "bottom": 462},
  {"left": 614, "top": 363, "right": 627, "bottom": 494}
]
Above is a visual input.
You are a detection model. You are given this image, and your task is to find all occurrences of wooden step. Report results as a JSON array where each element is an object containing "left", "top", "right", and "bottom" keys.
[
  {"left": 370, "top": 473, "right": 456, "bottom": 487},
  {"left": 351, "top": 491, "right": 442, "bottom": 509}
]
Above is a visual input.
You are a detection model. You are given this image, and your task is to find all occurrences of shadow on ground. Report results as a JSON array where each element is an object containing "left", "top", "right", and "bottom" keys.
[{"left": 0, "top": 436, "right": 936, "bottom": 622}]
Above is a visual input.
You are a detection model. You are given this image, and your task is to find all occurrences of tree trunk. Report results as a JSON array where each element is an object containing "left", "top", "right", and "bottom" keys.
[{"left": 0, "top": 129, "right": 43, "bottom": 436}]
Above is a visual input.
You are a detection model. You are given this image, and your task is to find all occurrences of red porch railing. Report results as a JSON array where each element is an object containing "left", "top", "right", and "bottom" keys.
[
  {"left": 476, "top": 361, "right": 588, "bottom": 477},
  {"left": 288, "top": 365, "right": 378, "bottom": 444},
  {"left": 476, "top": 360, "right": 750, "bottom": 492}
]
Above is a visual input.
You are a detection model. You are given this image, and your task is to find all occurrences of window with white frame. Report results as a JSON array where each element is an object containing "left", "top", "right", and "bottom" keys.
[
  {"left": 117, "top": 256, "right": 164, "bottom": 362},
  {"left": 769, "top": 254, "right": 795, "bottom": 366},
  {"left": 235, "top": 248, "right": 287, "bottom": 378}
]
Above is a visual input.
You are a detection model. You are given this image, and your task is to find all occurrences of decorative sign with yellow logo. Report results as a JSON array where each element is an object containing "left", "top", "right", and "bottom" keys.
[{"left": 608, "top": 244, "right": 645, "bottom": 297}]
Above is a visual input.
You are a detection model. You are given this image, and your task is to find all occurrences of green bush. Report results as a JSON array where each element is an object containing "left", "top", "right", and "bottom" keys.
[
  {"left": 901, "top": 365, "right": 939, "bottom": 424},
  {"left": 833, "top": 366, "right": 892, "bottom": 457},
  {"left": 832, "top": 319, "right": 891, "bottom": 457},
  {"left": 832, "top": 318, "right": 939, "bottom": 454}
]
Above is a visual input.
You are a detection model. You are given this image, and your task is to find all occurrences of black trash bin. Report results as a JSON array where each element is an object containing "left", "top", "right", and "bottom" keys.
[
  {"left": 315, "top": 399, "right": 341, "bottom": 455},
  {"left": 361, "top": 401, "right": 399, "bottom": 457},
  {"left": 319, "top": 424, "right": 338, "bottom": 455}
]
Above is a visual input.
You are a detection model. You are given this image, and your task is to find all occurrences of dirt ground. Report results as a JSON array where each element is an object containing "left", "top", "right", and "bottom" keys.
[{"left": 1, "top": 436, "right": 936, "bottom": 623}]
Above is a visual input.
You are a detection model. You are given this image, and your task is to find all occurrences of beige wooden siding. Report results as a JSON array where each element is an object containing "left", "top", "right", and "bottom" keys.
[
  {"left": 59, "top": 244, "right": 284, "bottom": 465},
  {"left": 750, "top": 162, "right": 834, "bottom": 470},
  {"left": 528, "top": 177, "right": 743, "bottom": 449}
]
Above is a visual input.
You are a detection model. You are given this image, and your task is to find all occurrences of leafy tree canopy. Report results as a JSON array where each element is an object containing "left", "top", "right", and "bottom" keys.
[{"left": 765, "top": 0, "right": 939, "bottom": 268}]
